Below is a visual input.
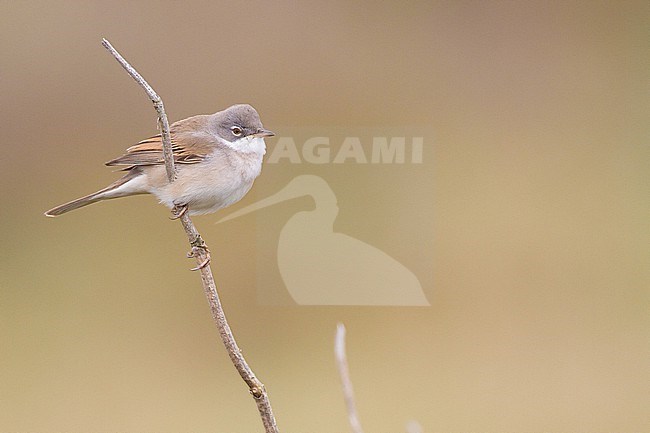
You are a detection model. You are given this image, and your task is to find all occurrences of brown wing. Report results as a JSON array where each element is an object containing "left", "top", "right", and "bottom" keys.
[{"left": 105, "top": 115, "right": 216, "bottom": 168}]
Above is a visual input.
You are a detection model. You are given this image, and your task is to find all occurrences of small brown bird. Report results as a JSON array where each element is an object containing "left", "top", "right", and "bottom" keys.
[{"left": 45, "top": 104, "right": 274, "bottom": 217}]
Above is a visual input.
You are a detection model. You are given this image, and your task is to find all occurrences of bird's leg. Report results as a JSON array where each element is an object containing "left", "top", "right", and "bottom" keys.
[
  {"left": 170, "top": 204, "right": 210, "bottom": 270},
  {"left": 170, "top": 204, "right": 188, "bottom": 220},
  {"left": 190, "top": 255, "right": 211, "bottom": 271},
  {"left": 187, "top": 234, "right": 211, "bottom": 271}
]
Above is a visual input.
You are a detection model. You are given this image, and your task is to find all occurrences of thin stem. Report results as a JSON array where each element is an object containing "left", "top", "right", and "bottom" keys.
[
  {"left": 101, "top": 38, "right": 175, "bottom": 183},
  {"left": 101, "top": 38, "right": 279, "bottom": 433},
  {"left": 179, "top": 214, "right": 278, "bottom": 432},
  {"left": 406, "top": 420, "right": 424, "bottom": 433},
  {"left": 335, "top": 324, "right": 364, "bottom": 433}
]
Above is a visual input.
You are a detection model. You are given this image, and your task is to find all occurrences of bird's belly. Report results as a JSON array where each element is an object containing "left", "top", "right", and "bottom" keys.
[
  {"left": 183, "top": 177, "right": 255, "bottom": 215},
  {"left": 148, "top": 158, "right": 260, "bottom": 215}
]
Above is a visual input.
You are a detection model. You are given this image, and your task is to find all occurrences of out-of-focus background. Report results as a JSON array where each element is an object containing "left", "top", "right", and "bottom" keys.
[{"left": 1, "top": 1, "right": 649, "bottom": 432}]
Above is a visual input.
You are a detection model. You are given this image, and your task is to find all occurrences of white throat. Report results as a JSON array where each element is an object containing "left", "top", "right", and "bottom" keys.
[{"left": 221, "top": 136, "right": 267, "bottom": 156}]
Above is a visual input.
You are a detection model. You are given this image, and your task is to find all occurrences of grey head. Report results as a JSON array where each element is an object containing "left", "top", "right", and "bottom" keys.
[{"left": 211, "top": 104, "right": 274, "bottom": 143}]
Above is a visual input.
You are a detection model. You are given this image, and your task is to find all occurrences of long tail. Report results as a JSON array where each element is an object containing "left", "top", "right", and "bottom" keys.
[{"left": 45, "top": 169, "right": 143, "bottom": 217}]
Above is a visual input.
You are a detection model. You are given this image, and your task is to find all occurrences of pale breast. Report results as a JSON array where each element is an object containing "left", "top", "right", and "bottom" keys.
[{"left": 150, "top": 146, "right": 264, "bottom": 215}]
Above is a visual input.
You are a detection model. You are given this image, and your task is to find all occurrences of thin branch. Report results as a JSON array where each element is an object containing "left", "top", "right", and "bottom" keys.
[
  {"left": 101, "top": 38, "right": 278, "bottom": 433},
  {"left": 101, "top": 38, "right": 175, "bottom": 183},
  {"left": 405, "top": 420, "right": 423, "bottom": 433},
  {"left": 179, "top": 214, "right": 278, "bottom": 432},
  {"left": 335, "top": 323, "right": 364, "bottom": 433}
]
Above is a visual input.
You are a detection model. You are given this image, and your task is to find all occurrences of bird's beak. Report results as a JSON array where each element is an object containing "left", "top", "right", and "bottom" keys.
[{"left": 252, "top": 128, "right": 275, "bottom": 138}]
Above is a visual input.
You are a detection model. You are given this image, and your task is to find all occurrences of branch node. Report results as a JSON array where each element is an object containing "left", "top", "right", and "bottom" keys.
[
  {"left": 250, "top": 385, "right": 265, "bottom": 399},
  {"left": 190, "top": 234, "right": 206, "bottom": 248}
]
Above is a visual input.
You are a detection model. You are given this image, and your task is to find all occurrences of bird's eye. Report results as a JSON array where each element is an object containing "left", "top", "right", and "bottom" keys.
[{"left": 231, "top": 126, "right": 243, "bottom": 137}]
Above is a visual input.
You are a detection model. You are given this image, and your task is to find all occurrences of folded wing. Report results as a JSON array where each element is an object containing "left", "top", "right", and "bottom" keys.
[{"left": 105, "top": 115, "right": 215, "bottom": 168}]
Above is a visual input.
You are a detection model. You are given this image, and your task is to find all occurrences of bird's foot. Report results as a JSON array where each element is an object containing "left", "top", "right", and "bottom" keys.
[
  {"left": 170, "top": 204, "right": 188, "bottom": 220},
  {"left": 189, "top": 254, "right": 211, "bottom": 271},
  {"left": 187, "top": 236, "right": 211, "bottom": 271}
]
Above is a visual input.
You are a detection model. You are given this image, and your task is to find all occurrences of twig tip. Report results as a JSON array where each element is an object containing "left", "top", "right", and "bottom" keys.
[
  {"left": 406, "top": 420, "right": 423, "bottom": 433},
  {"left": 335, "top": 323, "right": 346, "bottom": 356}
]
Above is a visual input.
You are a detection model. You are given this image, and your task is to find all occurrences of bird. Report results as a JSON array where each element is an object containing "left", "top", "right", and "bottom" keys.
[
  {"left": 218, "top": 175, "right": 429, "bottom": 306},
  {"left": 45, "top": 104, "right": 274, "bottom": 218}
]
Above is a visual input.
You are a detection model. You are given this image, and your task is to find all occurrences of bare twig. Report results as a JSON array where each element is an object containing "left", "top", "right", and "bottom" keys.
[
  {"left": 179, "top": 214, "right": 278, "bottom": 432},
  {"left": 101, "top": 38, "right": 175, "bottom": 182},
  {"left": 335, "top": 323, "right": 364, "bottom": 433},
  {"left": 405, "top": 420, "right": 423, "bottom": 433},
  {"left": 102, "top": 38, "right": 279, "bottom": 433}
]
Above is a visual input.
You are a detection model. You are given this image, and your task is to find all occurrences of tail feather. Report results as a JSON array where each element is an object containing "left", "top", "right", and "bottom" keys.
[
  {"left": 45, "top": 191, "right": 105, "bottom": 217},
  {"left": 45, "top": 170, "right": 143, "bottom": 217}
]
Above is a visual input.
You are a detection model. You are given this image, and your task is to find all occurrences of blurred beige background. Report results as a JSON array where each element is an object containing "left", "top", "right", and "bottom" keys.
[{"left": 1, "top": 1, "right": 649, "bottom": 432}]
